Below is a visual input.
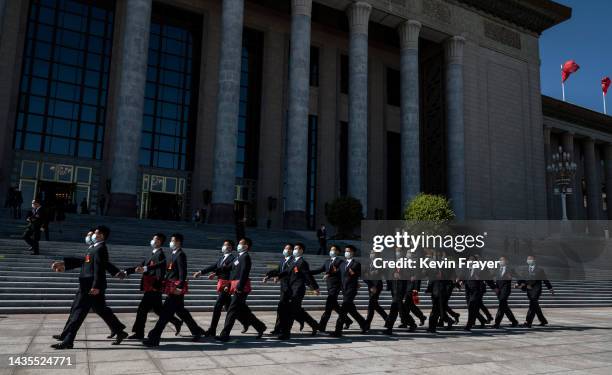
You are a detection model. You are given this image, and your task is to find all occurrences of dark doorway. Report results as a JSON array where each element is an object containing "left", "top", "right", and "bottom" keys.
[
  {"left": 148, "top": 193, "right": 181, "bottom": 221},
  {"left": 386, "top": 131, "right": 402, "bottom": 219},
  {"left": 37, "top": 181, "right": 76, "bottom": 216}
]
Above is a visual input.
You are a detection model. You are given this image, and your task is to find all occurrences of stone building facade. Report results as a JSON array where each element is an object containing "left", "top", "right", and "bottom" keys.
[{"left": 0, "top": 0, "right": 573, "bottom": 228}]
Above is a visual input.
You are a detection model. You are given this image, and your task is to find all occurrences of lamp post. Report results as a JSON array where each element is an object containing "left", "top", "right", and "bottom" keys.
[{"left": 546, "top": 146, "right": 577, "bottom": 221}]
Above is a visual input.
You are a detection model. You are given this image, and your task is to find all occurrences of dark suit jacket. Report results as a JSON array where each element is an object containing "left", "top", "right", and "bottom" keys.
[
  {"left": 493, "top": 266, "right": 514, "bottom": 300},
  {"left": 229, "top": 251, "right": 252, "bottom": 293},
  {"left": 517, "top": 266, "right": 552, "bottom": 298},
  {"left": 266, "top": 256, "right": 294, "bottom": 296},
  {"left": 277, "top": 257, "right": 319, "bottom": 297},
  {"left": 310, "top": 257, "right": 344, "bottom": 295},
  {"left": 125, "top": 248, "right": 168, "bottom": 291},
  {"left": 25, "top": 207, "right": 46, "bottom": 230},
  {"left": 201, "top": 253, "right": 235, "bottom": 280},
  {"left": 63, "top": 242, "right": 110, "bottom": 291},
  {"left": 339, "top": 259, "right": 361, "bottom": 300},
  {"left": 165, "top": 248, "right": 188, "bottom": 289}
]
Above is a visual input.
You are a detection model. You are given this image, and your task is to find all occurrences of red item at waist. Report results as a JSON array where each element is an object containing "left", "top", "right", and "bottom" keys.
[
  {"left": 229, "top": 279, "right": 251, "bottom": 295},
  {"left": 163, "top": 279, "right": 189, "bottom": 295},
  {"left": 142, "top": 275, "right": 160, "bottom": 292},
  {"left": 217, "top": 279, "right": 231, "bottom": 293}
]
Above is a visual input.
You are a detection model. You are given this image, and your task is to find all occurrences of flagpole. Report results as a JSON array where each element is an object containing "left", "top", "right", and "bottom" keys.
[
  {"left": 561, "top": 64, "right": 565, "bottom": 101},
  {"left": 604, "top": 92, "right": 608, "bottom": 115}
]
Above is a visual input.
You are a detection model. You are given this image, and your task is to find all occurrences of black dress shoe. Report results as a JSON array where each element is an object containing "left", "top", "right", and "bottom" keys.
[
  {"left": 420, "top": 317, "right": 427, "bottom": 326},
  {"left": 256, "top": 325, "right": 267, "bottom": 339},
  {"left": 276, "top": 334, "right": 290, "bottom": 340},
  {"left": 538, "top": 322, "right": 548, "bottom": 326},
  {"left": 215, "top": 335, "right": 230, "bottom": 342},
  {"left": 52, "top": 335, "right": 62, "bottom": 341},
  {"left": 51, "top": 342, "right": 73, "bottom": 349},
  {"left": 112, "top": 331, "right": 128, "bottom": 345},
  {"left": 463, "top": 326, "right": 472, "bottom": 331},
  {"left": 107, "top": 332, "right": 116, "bottom": 339},
  {"left": 492, "top": 324, "right": 501, "bottom": 329},
  {"left": 329, "top": 331, "right": 342, "bottom": 338},
  {"left": 311, "top": 328, "right": 318, "bottom": 336},
  {"left": 299, "top": 321, "right": 305, "bottom": 331},
  {"left": 398, "top": 323, "right": 408, "bottom": 329},
  {"left": 510, "top": 321, "right": 519, "bottom": 327},
  {"left": 479, "top": 322, "right": 486, "bottom": 329},
  {"left": 241, "top": 324, "right": 250, "bottom": 334},
  {"left": 522, "top": 322, "right": 532, "bottom": 328},
  {"left": 344, "top": 321, "right": 352, "bottom": 330},
  {"left": 360, "top": 326, "right": 369, "bottom": 334},
  {"left": 128, "top": 333, "right": 144, "bottom": 340},
  {"left": 173, "top": 320, "right": 183, "bottom": 336},
  {"left": 204, "top": 329, "right": 214, "bottom": 337},
  {"left": 408, "top": 325, "right": 417, "bottom": 332},
  {"left": 426, "top": 328, "right": 437, "bottom": 334},
  {"left": 454, "top": 314, "right": 460, "bottom": 324},
  {"left": 383, "top": 328, "right": 393, "bottom": 335},
  {"left": 192, "top": 329, "right": 205, "bottom": 342},
  {"left": 142, "top": 339, "right": 159, "bottom": 347},
  {"left": 269, "top": 330, "right": 279, "bottom": 336}
]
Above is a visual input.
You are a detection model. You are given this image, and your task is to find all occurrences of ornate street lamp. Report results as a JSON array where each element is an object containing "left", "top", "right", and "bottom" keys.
[{"left": 546, "top": 146, "right": 577, "bottom": 221}]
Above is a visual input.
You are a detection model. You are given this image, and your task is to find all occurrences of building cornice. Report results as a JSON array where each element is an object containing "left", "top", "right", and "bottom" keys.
[
  {"left": 456, "top": 0, "right": 571, "bottom": 34},
  {"left": 542, "top": 95, "right": 612, "bottom": 135}
]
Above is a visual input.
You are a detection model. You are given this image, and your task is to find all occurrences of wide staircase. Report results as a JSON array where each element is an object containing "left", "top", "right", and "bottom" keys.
[{"left": 1, "top": 236, "right": 612, "bottom": 314}]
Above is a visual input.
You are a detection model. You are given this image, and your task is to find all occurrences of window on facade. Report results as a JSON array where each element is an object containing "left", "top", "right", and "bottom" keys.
[
  {"left": 340, "top": 54, "right": 349, "bottom": 94},
  {"left": 309, "top": 46, "right": 319, "bottom": 87},
  {"left": 139, "top": 4, "right": 201, "bottom": 171},
  {"left": 387, "top": 67, "right": 400, "bottom": 106},
  {"left": 339, "top": 121, "right": 348, "bottom": 196},
  {"left": 306, "top": 115, "right": 318, "bottom": 229},
  {"left": 14, "top": 0, "right": 115, "bottom": 159},
  {"left": 235, "top": 28, "right": 263, "bottom": 180}
]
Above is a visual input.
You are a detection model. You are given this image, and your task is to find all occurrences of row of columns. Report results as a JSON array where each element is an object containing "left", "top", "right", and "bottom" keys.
[
  {"left": 547, "top": 129, "right": 612, "bottom": 220},
  {"left": 105, "top": 0, "right": 467, "bottom": 225}
]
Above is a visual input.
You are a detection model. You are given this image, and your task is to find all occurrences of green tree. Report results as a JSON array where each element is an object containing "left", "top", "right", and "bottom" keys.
[
  {"left": 325, "top": 196, "right": 363, "bottom": 239},
  {"left": 404, "top": 193, "right": 455, "bottom": 223}
]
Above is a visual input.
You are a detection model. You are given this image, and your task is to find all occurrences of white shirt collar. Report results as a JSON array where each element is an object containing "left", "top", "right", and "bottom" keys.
[
  {"left": 94, "top": 241, "right": 104, "bottom": 247},
  {"left": 294, "top": 256, "right": 302, "bottom": 261},
  {"left": 172, "top": 248, "right": 181, "bottom": 254},
  {"left": 152, "top": 248, "right": 161, "bottom": 254}
]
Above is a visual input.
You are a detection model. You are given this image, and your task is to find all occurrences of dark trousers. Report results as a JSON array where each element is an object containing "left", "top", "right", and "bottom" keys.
[
  {"left": 279, "top": 293, "right": 318, "bottom": 336},
  {"left": 465, "top": 288, "right": 484, "bottom": 329},
  {"left": 365, "top": 286, "right": 387, "bottom": 326},
  {"left": 219, "top": 292, "right": 266, "bottom": 338},
  {"left": 317, "top": 239, "right": 327, "bottom": 255},
  {"left": 318, "top": 292, "right": 351, "bottom": 331},
  {"left": 334, "top": 294, "right": 366, "bottom": 334},
  {"left": 207, "top": 291, "right": 248, "bottom": 334},
  {"left": 61, "top": 289, "right": 125, "bottom": 344},
  {"left": 132, "top": 291, "right": 182, "bottom": 336},
  {"left": 526, "top": 295, "right": 547, "bottom": 324},
  {"left": 147, "top": 294, "right": 203, "bottom": 344},
  {"left": 401, "top": 294, "right": 426, "bottom": 324},
  {"left": 495, "top": 295, "right": 517, "bottom": 325},
  {"left": 23, "top": 227, "right": 41, "bottom": 253},
  {"left": 428, "top": 292, "right": 453, "bottom": 331},
  {"left": 479, "top": 301, "right": 493, "bottom": 321}
]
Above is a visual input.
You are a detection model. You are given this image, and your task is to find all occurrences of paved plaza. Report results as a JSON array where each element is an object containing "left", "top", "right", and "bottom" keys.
[{"left": 0, "top": 308, "right": 611, "bottom": 375}]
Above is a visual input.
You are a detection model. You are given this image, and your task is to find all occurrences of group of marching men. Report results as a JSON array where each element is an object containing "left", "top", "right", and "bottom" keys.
[{"left": 48, "top": 226, "right": 555, "bottom": 349}]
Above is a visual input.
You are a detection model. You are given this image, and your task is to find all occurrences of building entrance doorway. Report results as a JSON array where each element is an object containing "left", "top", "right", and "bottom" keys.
[
  {"left": 148, "top": 192, "right": 182, "bottom": 220},
  {"left": 37, "top": 180, "right": 77, "bottom": 215}
]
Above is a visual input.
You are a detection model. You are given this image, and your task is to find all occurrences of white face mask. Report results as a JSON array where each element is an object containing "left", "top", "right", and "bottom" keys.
[
  {"left": 292, "top": 249, "right": 301, "bottom": 257},
  {"left": 85, "top": 235, "right": 92, "bottom": 245},
  {"left": 91, "top": 233, "right": 98, "bottom": 243},
  {"left": 500, "top": 260, "right": 507, "bottom": 267},
  {"left": 329, "top": 251, "right": 337, "bottom": 258},
  {"left": 222, "top": 245, "right": 230, "bottom": 254},
  {"left": 150, "top": 239, "right": 157, "bottom": 248},
  {"left": 169, "top": 241, "right": 177, "bottom": 250},
  {"left": 527, "top": 259, "right": 535, "bottom": 266},
  {"left": 282, "top": 249, "right": 290, "bottom": 257},
  {"left": 237, "top": 244, "right": 246, "bottom": 253},
  {"left": 345, "top": 251, "right": 352, "bottom": 259}
]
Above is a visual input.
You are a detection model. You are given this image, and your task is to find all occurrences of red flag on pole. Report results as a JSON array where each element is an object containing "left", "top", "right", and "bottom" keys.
[
  {"left": 561, "top": 60, "right": 580, "bottom": 82},
  {"left": 603, "top": 77, "right": 611, "bottom": 95}
]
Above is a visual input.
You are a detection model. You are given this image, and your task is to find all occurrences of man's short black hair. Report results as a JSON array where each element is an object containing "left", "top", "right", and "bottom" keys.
[
  {"left": 329, "top": 244, "right": 340, "bottom": 253},
  {"left": 171, "top": 233, "right": 184, "bottom": 244},
  {"left": 345, "top": 245, "right": 357, "bottom": 253},
  {"left": 154, "top": 233, "right": 166, "bottom": 245},
  {"left": 223, "top": 239, "right": 235, "bottom": 247},
  {"left": 96, "top": 225, "right": 110, "bottom": 239},
  {"left": 284, "top": 243, "right": 294, "bottom": 249},
  {"left": 295, "top": 242, "right": 306, "bottom": 251},
  {"left": 241, "top": 237, "right": 252, "bottom": 247}
]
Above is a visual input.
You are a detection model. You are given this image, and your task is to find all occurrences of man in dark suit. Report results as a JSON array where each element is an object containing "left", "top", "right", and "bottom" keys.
[
  {"left": 216, "top": 237, "right": 267, "bottom": 341},
  {"left": 193, "top": 239, "right": 248, "bottom": 337},
  {"left": 399, "top": 251, "right": 427, "bottom": 328},
  {"left": 264, "top": 243, "right": 308, "bottom": 335},
  {"left": 144, "top": 233, "right": 206, "bottom": 347},
  {"left": 310, "top": 244, "right": 352, "bottom": 332},
  {"left": 459, "top": 256, "right": 496, "bottom": 331},
  {"left": 273, "top": 242, "right": 320, "bottom": 339},
  {"left": 331, "top": 245, "right": 367, "bottom": 337},
  {"left": 515, "top": 255, "right": 554, "bottom": 327},
  {"left": 50, "top": 226, "right": 128, "bottom": 349},
  {"left": 316, "top": 224, "right": 327, "bottom": 255},
  {"left": 425, "top": 250, "right": 455, "bottom": 333},
  {"left": 23, "top": 199, "right": 46, "bottom": 255},
  {"left": 384, "top": 249, "right": 414, "bottom": 335},
  {"left": 53, "top": 229, "right": 126, "bottom": 343},
  {"left": 124, "top": 233, "right": 183, "bottom": 339},
  {"left": 492, "top": 256, "right": 518, "bottom": 328}
]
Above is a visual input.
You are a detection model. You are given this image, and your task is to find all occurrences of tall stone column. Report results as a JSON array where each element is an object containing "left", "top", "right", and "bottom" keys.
[
  {"left": 561, "top": 132, "right": 578, "bottom": 219},
  {"left": 583, "top": 138, "right": 601, "bottom": 220},
  {"left": 107, "top": 0, "right": 152, "bottom": 217},
  {"left": 604, "top": 144, "right": 612, "bottom": 220},
  {"left": 398, "top": 20, "right": 421, "bottom": 207},
  {"left": 0, "top": 0, "right": 6, "bottom": 35},
  {"left": 284, "top": 0, "right": 312, "bottom": 229},
  {"left": 346, "top": 1, "right": 371, "bottom": 216},
  {"left": 444, "top": 36, "right": 466, "bottom": 220},
  {"left": 209, "top": 0, "right": 245, "bottom": 224}
]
